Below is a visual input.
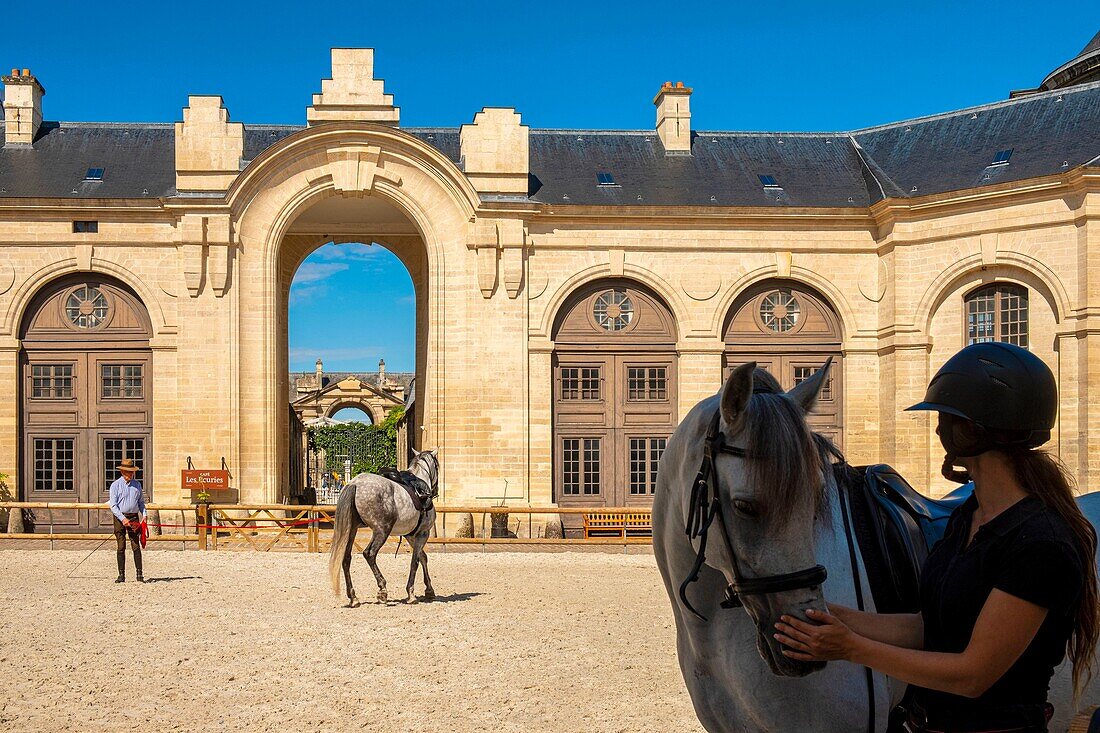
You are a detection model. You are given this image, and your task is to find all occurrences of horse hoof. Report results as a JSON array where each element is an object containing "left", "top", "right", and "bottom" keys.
[
  {"left": 406, "top": 595, "right": 418, "bottom": 604},
  {"left": 377, "top": 591, "right": 388, "bottom": 603},
  {"left": 424, "top": 590, "right": 436, "bottom": 602}
]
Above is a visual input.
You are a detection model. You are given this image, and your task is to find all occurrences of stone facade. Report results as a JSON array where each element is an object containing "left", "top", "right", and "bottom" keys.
[{"left": 1, "top": 47, "right": 1099, "bottom": 513}]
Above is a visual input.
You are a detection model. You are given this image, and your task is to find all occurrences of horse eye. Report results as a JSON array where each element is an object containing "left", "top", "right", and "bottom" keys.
[{"left": 732, "top": 500, "right": 758, "bottom": 518}]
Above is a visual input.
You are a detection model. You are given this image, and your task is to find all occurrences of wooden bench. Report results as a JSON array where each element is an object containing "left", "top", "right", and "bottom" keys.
[{"left": 582, "top": 511, "right": 652, "bottom": 539}]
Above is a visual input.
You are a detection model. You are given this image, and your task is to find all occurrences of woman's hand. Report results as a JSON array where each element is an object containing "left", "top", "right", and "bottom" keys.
[{"left": 774, "top": 608, "right": 858, "bottom": 662}]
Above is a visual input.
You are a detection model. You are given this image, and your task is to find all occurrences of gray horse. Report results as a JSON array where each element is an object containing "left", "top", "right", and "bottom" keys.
[
  {"left": 328, "top": 449, "right": 439, "bottom": 606},
  {"left": 654, "top": 361, "right": 1099, "bottom": 732}
]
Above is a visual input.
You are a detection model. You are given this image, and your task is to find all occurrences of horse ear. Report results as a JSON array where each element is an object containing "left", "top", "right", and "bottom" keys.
[
  {"left": 786, "top": 356, "right": 833, "bottom": 413},
  {"left": 411, "top": 448, "right": 421, "bottom": 457},
  {"left": 721, "top": 362, "right": 756, "bottom": 429}
]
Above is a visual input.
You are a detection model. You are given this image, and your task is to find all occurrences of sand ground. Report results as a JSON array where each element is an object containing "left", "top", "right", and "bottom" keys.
[{"left": 0, "top": 549, "right": 703, "bottom": 732}]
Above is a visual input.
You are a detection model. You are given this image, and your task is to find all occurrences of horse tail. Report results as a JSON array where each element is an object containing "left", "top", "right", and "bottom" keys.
[{"left": 328, "top": 482, "right": 359, "bottom": 598}]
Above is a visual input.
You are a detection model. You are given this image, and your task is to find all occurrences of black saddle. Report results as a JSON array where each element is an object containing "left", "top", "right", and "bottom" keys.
[
  {"left": 837, "top": 463, "right": 971, "bottom": 614},
  {"left": 377, "top": 468, "right": 436, "bottom": 513}
]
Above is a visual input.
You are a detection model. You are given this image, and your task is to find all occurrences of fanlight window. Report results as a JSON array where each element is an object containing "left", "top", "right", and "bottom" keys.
[
  {"left": 759, "top": 290, "right": 801, "bottom": 333},
  {"left": 65, "top": 286, "right": 109, "bottom": 329},
  {"left": 593, "top": 289, "right": 634, "bottom": 332}
]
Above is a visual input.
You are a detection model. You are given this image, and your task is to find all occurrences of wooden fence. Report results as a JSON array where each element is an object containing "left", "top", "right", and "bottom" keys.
[{"left": 0, "top": 502, "right": 653, "bottom": 551}]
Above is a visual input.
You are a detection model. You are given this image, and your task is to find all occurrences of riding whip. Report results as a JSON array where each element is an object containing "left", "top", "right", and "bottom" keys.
[{"left": 66, "top": 536, "right": 113, "bottom": 579}]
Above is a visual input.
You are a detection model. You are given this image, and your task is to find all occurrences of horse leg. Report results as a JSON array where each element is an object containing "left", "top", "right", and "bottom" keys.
[
  {"left": 419, "top": 546, "right": 436, "bottom": 601},
  {"left": 363, "top": 527, "right": 390, "bottom": 602},
  {"left": 343, "top": 525, "right": 360, "bottom": 607},
  {"left": 404, "top": 541, "right": 421, "bottom": 603}
]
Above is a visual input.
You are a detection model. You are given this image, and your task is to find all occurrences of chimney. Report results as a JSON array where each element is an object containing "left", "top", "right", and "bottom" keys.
[
  {"left": 315, "top": 358, "right": 323, "bottom": 387},
  {"left": 2, "top": 68, "right": 45, "bottom": 146},
  {"left": 653, "top": 81, "right": 692, "bottom": 153},
  {"left": 378, "top": 359, "right": 386, "bottom": 389}
]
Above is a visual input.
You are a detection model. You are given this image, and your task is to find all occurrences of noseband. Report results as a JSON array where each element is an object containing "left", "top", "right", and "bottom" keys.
[{"left": 678, "top": 405, "right": 828, "bottom": 620}]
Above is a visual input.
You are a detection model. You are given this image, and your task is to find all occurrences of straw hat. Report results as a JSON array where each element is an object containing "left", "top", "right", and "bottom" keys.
[{"left": 116, "top": 458, "right": 139, "bottom": 474}]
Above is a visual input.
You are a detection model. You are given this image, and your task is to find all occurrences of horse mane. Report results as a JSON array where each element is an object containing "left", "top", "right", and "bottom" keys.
[{"left": 737, "top": 368, "right": 834, "bottom": 527}]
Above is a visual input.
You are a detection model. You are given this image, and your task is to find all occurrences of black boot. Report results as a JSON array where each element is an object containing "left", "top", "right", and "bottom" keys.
[
  {"left": 134, "top": 548, "right": 143, "bottom": 583},
  {"left": 116, "top": 550, "right": 126, "bottom": 583}
]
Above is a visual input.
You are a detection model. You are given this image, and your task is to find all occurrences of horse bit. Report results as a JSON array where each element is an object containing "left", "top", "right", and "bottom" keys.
[{"left": 678, "top": 404, "right": 828, "bottom": 620}]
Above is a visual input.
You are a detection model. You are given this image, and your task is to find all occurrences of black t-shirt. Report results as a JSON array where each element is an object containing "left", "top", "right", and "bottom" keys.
[{"left": 912, "top": 494, "right": 1084, "bottom": 715}]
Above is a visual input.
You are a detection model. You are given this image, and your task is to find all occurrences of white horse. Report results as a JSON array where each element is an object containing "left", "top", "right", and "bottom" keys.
[{"left": 653, "top": 361, "right": 1099, "bottom": 732}]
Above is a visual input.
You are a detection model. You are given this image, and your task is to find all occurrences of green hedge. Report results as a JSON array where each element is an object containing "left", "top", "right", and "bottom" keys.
[{"left": 309, "top": 407, "right": 405, "bottom": 476}]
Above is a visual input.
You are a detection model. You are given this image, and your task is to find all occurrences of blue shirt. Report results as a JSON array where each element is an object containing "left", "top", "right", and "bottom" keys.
[{"left": 108, "top": 477, "right": 146, "bottom": 521}]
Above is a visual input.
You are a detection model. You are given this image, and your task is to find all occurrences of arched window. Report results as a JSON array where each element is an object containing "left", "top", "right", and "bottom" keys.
[{"left": 965, "top": 284, "right": 1028, "bottom": 348}]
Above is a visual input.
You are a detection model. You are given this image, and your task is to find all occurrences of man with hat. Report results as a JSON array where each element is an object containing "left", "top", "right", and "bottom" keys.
[{"left": 108, "top": 457, "right": 146, "bottom": 583}]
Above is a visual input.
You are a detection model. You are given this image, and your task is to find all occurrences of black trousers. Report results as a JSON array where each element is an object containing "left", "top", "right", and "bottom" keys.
[
  {"left": 113, "top": 513, "right": 142, "bottom": 577},
  {"left": 904, "top": 699, "right": 1051, "bottom": 732}
]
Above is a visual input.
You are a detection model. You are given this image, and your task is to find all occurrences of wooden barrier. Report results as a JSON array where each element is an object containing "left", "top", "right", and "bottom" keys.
[{"left": 0, "top": 502, "right": 654, "bottom": 551}]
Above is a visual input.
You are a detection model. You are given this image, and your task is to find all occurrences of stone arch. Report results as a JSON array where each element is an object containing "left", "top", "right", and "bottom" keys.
[
  {"left": 709, "top": 264, "right": 855, "bottom": 344},
  {"left": 4, "top": 258, "right": 171, "bottom": 341},
  {"left": 914, "top": 254, "right": 1068, "bottom": 337},
  {"left": 536, "top": 263, "right": 689, "bottom": 342},
  {"left": 229, "top": 123, "right": 480, "bottom": 500},
  {"left": 325, "top": 401, "right": 378, "bottom": 424},
  {"left": 918, "top": 258, "right": 1065, "bottom": 495}
]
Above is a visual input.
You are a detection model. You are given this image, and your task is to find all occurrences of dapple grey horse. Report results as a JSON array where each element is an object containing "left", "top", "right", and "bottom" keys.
[
  {"left": 328, "top": 449, "right": 439, "bottom": 606},
  {"left": 654, "top": 361, "right": 1099, "bottom": 732}
]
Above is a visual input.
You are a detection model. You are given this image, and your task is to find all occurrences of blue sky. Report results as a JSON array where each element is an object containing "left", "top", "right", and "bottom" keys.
[{"left": 6, "top": 1, "right": 1094, "bottom": 372}]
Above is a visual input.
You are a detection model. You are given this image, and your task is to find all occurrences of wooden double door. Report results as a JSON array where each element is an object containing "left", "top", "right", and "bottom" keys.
[
  {"left": 723, "top": 280, "right": 845, "bottom": 447},
  {"left": 553, "top": 352, "right": 677, "bottom": 508},
  {"left": 722, "top": 353, "right": 843, "bottom": 447},
  {"left": 19, "top": 275, "right": 153, "bottom": 531}
]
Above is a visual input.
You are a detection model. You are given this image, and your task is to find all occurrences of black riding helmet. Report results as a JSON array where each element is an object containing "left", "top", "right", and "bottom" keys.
[{"left": 906, "top": 342, "right": 1057, "bottom": 450}]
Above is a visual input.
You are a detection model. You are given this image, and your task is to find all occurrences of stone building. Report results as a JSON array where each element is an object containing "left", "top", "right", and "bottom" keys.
[
  {"left": 2, "top": 35, "right": 1099, "bottom": 529},
  {"left": 290, "top": 358, "right": 410, "bottom": 425}
]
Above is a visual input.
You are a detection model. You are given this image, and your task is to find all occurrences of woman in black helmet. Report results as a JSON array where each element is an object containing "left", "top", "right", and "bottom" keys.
[{"left": 774, "top": 342, "right": 1098, "bottom": 732}]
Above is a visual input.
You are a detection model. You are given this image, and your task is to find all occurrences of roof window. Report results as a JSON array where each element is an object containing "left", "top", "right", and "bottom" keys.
[
  {"left": 84, "top": 167, "right": 105, "bottom": 181},
  {"left": 758, "top": 174, "right": 780, "bottom": 188},
  {"left": 990, "top": 149, "right": 1013, "bottom": 167},
  {"left": 597, "top": 172, "right": 617, "bottom": 186}
]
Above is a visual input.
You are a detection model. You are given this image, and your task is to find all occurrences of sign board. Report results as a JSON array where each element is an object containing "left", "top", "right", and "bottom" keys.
[{"left": 181, "top": 469, "right": 230, "bottom": 491}]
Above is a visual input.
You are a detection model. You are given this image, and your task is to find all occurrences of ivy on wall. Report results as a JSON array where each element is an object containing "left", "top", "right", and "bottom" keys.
[{"left": 308, "top": 407, "right": 406, "bottom": 476}]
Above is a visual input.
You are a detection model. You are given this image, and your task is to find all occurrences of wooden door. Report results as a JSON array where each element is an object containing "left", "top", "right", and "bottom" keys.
[
  {"left": 551, "top": 280, "right": 679, "bottom": 513},
  {"left": 723, "top": 281, "right": 844, "bottom": 447},
  {"left": 19, "top": 276, "right": 152, "bottom": 532}
]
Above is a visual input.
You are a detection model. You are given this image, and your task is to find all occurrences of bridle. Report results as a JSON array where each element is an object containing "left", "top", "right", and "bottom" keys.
[
  {"left": 678, "top": 404, "right": 828, "bottom": 620},
  {"left": 412, "top": 452, "right": 439, "bottom": 493}
]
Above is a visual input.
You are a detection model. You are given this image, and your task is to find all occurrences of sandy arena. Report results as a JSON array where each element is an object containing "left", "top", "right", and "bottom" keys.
[{"left": 0, "top": 549, "right": 703, "bottom": 732}]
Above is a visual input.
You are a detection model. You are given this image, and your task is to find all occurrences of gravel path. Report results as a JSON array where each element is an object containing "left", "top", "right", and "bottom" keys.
[{"left": 0, "top": 549, "right": 702, "bottom": 732}]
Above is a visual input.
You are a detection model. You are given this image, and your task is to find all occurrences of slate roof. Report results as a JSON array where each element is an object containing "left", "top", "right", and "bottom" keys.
[
  {"left": 1042, "top": 31, "right": 1100, "bottom": 90},
  {"left": 1, "top": 80, "right": 1098, "bottom": 207}
]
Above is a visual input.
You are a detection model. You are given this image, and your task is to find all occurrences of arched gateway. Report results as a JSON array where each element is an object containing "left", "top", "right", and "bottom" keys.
[{"left": 230, "top": 122, "right": 484, "bottom": 500}]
